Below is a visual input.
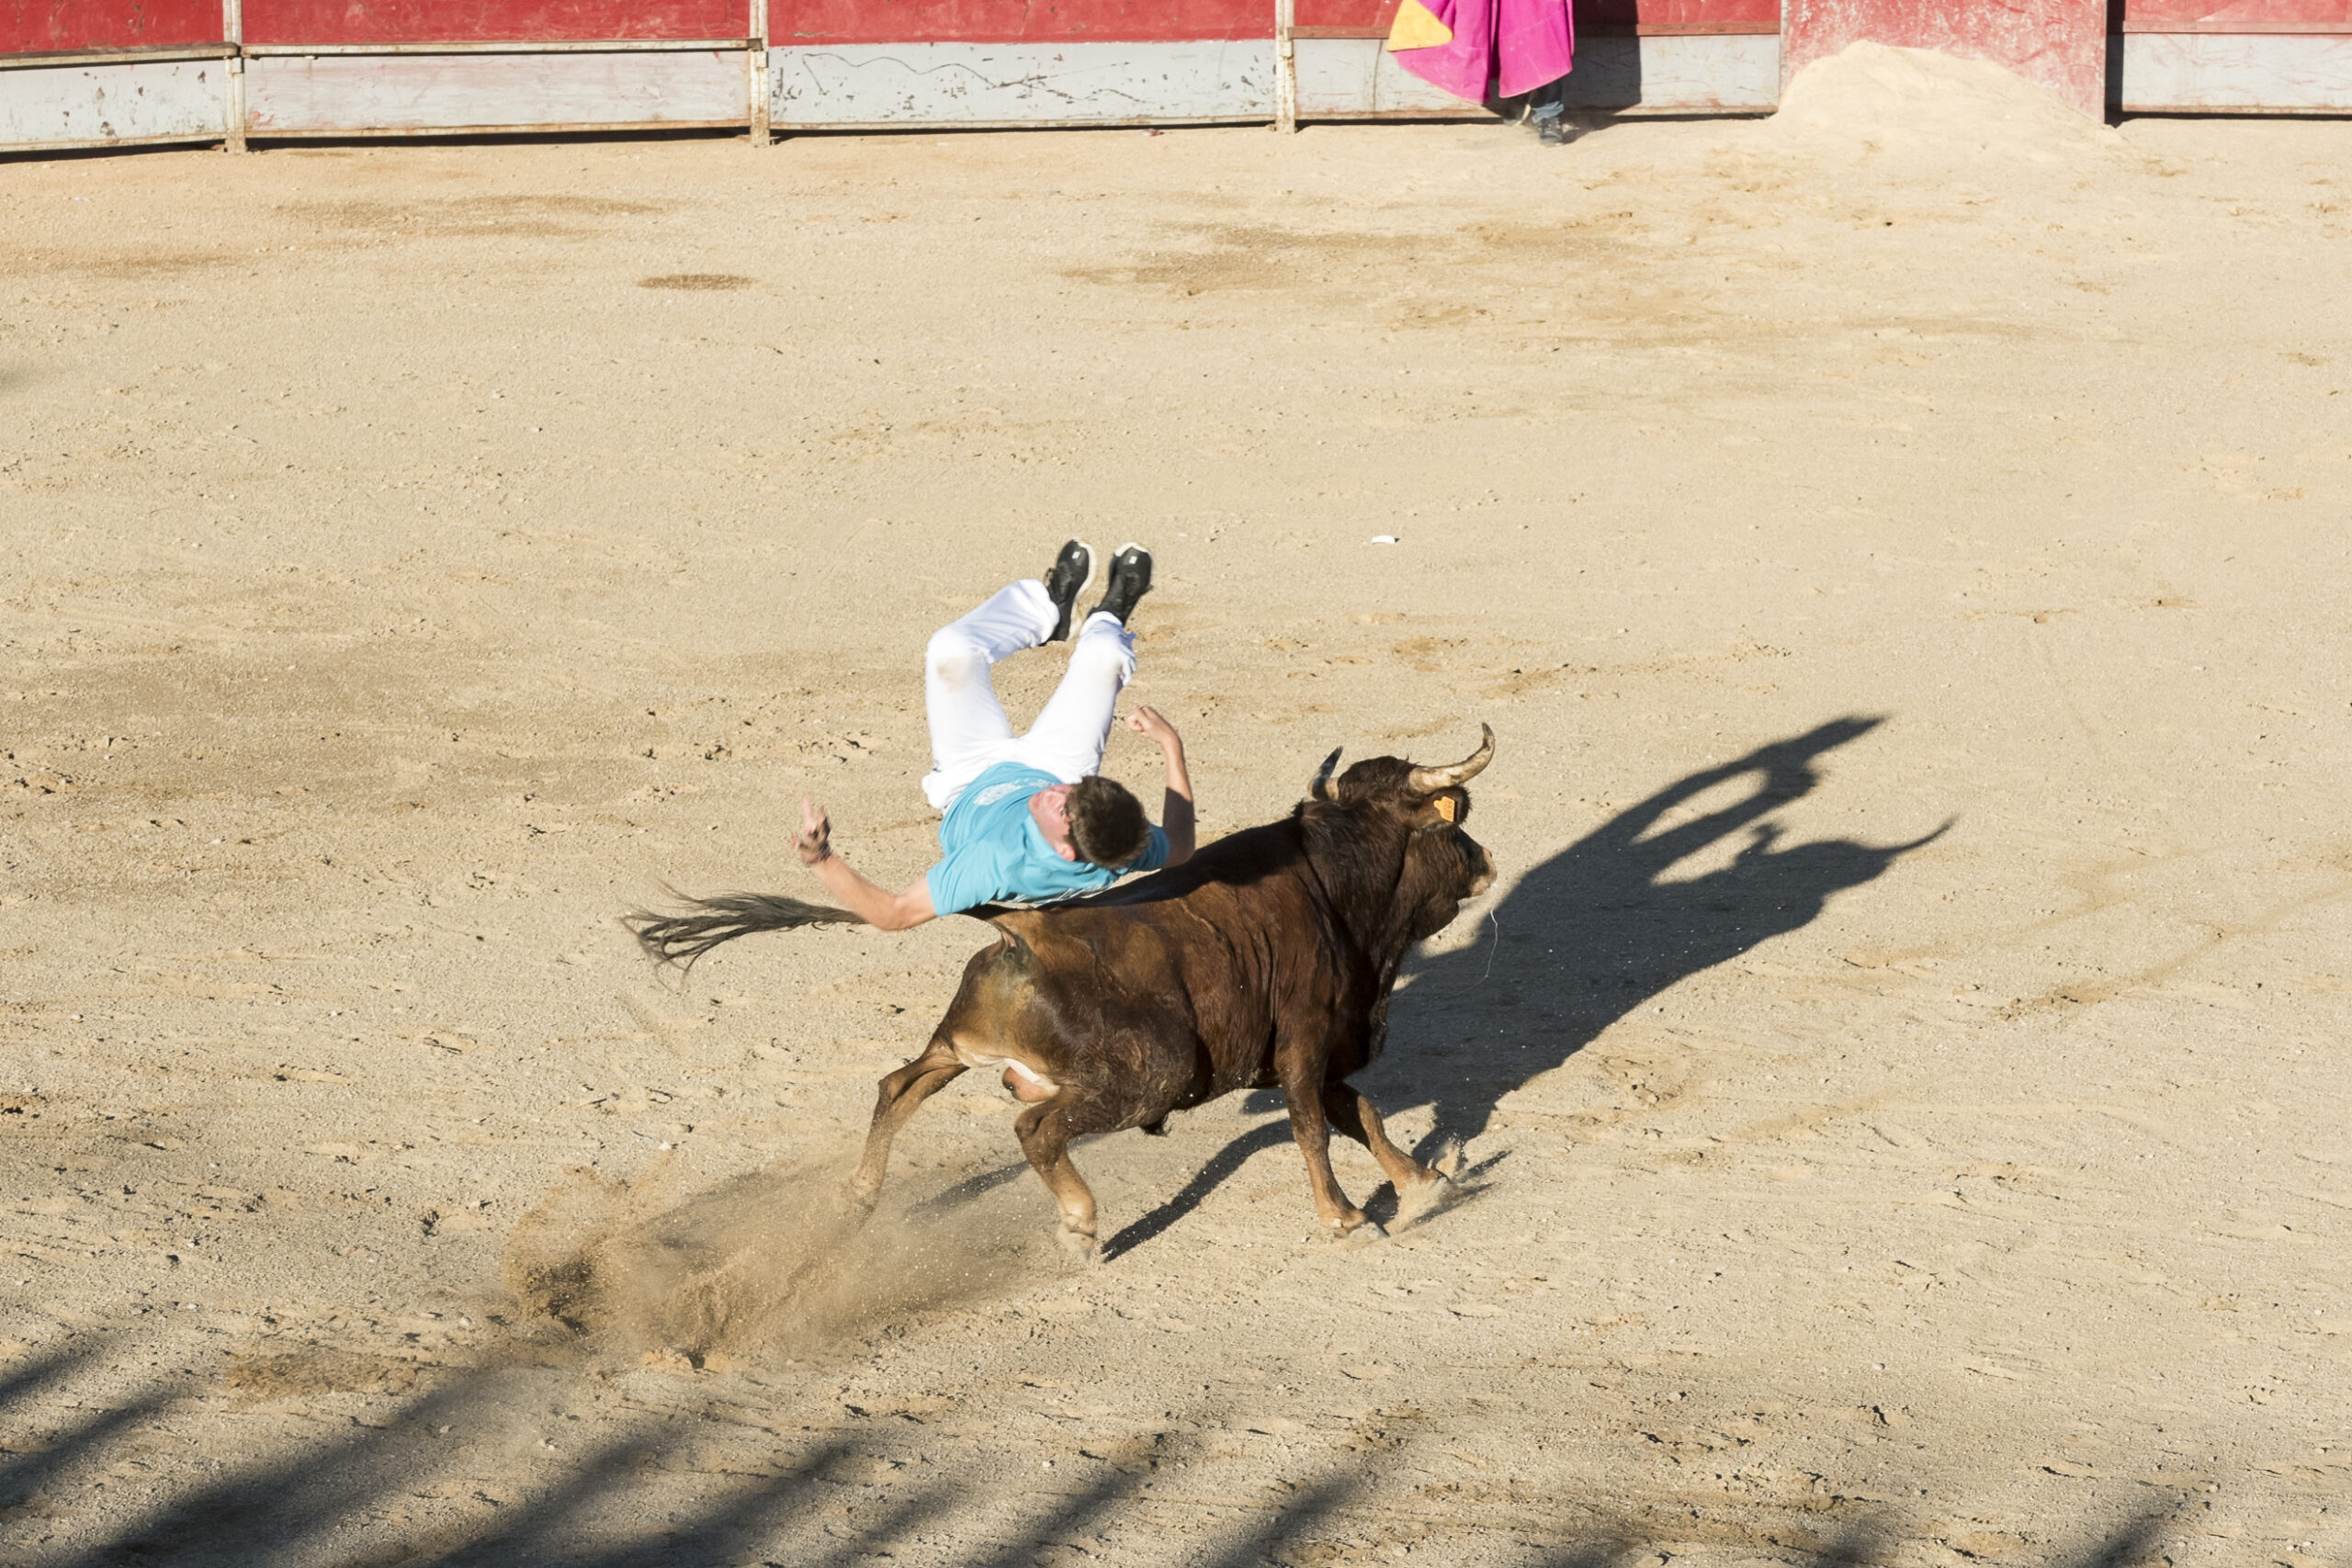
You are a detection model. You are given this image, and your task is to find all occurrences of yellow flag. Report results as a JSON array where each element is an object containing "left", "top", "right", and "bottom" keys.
[{"left": 1385, "top": 0, "right": 1453, "bottom": 52}]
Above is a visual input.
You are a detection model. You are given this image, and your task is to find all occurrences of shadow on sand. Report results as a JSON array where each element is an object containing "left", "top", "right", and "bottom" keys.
[
  {"left": 1104, "top": 716, "right": 1948, "bottom": 1256},
  {"left": 3, "top": 1341, "right": 2173, "bottom": 1567},
  {"left": 1390, "top": 714, "right": 1949, "bottom": 1152}
]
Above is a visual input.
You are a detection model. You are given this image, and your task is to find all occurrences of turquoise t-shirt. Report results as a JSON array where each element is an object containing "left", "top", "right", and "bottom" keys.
[{"left": 925, "top": 762, "right": 1170, "bottom": 916}]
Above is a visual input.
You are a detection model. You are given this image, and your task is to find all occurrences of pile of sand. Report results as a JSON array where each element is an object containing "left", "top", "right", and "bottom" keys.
[{"left": 1763, "top": 39, "right": 2132, "bottom": 166}]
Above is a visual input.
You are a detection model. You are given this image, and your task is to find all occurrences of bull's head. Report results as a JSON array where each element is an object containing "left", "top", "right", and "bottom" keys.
[{"left": 1307, "top": 725, "right": 1498, "bottom": 945}]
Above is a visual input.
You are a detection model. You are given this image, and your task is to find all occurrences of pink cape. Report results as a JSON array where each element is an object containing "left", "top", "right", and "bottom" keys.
[{"left": 1390, "top": 0, "right": 1575, "bottom": 105}]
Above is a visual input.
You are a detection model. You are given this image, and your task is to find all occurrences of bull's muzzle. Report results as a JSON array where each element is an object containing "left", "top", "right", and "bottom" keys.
[{"left": 1466, "top": 849, "right": 1498, "bottom": 900}]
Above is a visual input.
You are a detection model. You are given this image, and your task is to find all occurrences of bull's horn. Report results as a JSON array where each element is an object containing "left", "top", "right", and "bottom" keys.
[
  {"left": 1408, "top": 724, "right": 1495, "bottom": 794},
  {"left": 1310, "top": 746, "right": 1343, "bottom": 801}
]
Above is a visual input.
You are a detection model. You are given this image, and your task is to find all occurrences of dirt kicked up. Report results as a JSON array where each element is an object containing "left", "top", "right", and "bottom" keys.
[{"left": 3, "top": 45, "right": 2349, "bottom": 1568}]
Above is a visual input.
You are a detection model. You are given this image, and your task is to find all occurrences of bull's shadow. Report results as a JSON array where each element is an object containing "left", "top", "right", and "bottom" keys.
[
  {"left": 1105, "top": 716, "right": 1944, "bottom": 1256},
  {"left": 1382, "top": 714, "right": 1948, "bottom": 1154}
]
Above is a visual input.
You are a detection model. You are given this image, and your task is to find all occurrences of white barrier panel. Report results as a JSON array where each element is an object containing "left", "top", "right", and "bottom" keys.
[
  {"left": 0, "top": 53, "right": 230, "bottom": 152},
  {"left": 2120, "top": 32, "right": 2352, "bottom": 113},
  {"left": 771, "top": 40, "right": 1278, "bottom": 127},
  {"left": 244, "top": 48, "right": 750, "bottom": 136},
  {"left": 1292, "top": 38, "right": 1486, "bottom": 116},
  {"left": 1293, "top": 32, "right": 1777, "bottom": 118},
  {"left": 1560, "top": 32, "right": 1778, "bottom": 111}
]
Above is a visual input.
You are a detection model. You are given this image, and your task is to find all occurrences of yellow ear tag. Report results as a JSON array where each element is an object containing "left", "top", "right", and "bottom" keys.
[
  {"left": 1432, "top": 795, "right": 1457, "bottom": 822},
  {"left": 1386, "top": 0, "right": 1453, "bottom": 53}
]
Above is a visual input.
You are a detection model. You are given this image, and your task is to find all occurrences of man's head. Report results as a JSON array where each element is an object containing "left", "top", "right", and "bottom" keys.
[{"left": 1029, "top": 777, "right": 1150, "bottom": 868}]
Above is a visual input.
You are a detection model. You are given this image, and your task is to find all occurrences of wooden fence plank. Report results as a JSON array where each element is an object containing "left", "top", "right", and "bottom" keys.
[
  {"left": 770, "top": 39, "right": 1277, "bottom": 124},
  {"left": 0, "top": 53, "right": 226, "bottom": 148},
  {"left": 243, "top": 47, "right": 748, "bottom": 131}
]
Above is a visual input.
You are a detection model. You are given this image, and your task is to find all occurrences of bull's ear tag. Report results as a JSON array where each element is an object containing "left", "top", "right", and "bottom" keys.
[{"left": 1431, "top": 795, "right": 1457, "bottom": 823}]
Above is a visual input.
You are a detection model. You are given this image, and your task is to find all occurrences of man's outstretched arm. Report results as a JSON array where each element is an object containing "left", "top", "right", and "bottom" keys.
[
  {"left": 1127, "top": 705, "right": 1195, "bottom": 866},
  {"left": 797, "top": 797, "right": 936, "bottom": 930}
]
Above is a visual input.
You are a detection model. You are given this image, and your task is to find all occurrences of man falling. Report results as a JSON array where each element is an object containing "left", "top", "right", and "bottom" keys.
[{"left": 794, "top": 541, "right": 1193, "bottom": 930}]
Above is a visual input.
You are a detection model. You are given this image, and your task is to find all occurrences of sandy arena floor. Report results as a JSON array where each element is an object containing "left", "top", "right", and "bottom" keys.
[{"left": 3, "top": 47, "right": 2348, "bottom": 1568}]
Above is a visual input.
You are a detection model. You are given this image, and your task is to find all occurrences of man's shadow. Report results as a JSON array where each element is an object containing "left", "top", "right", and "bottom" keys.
[
  {"left": 1380, "top": 714, "right": 1948, "bottom": 1155},
  {"left": 1103, "top": 716, "right": 1947, "bottom": 1257}
]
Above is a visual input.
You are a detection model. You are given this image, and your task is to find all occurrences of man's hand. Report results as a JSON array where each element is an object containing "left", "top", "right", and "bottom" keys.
[
  {"left": 1127, "top": 705, "right": 1196, "bottom": 866},
  {"left": 796, "top": 796, "right": 933, "bottom": 929},
  {"left": 1126, "top": 705, "right": 1183, "bottom": 752},
  {"left": 797, "top": 796, "right": 833, "bottom": 865}
]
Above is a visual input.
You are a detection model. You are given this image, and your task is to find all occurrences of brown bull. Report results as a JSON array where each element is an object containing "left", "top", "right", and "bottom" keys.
[{"left": 853, "top": 727, "right": 1498, "bottom": 1257}]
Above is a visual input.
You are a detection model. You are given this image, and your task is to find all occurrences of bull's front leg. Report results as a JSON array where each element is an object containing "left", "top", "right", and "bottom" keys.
[
  {"left": 1281, "top": 1077, "right": 1376, "bottom": 1238},
  {"left": 1320, "top": 1082, "right": 1448, "bottom": 1198}
]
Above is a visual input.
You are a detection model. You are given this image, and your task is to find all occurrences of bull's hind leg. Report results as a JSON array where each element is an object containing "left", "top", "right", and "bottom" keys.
[
  {"left": 1320, "top": 1083, "right": 1447, "bottom": 1198},
  {"left": 850, "top": 1036, "right": 967, "bottom": 1207},
  {"left": 1012, "top": 1095, "right": 1101, "bottom": 1262}
]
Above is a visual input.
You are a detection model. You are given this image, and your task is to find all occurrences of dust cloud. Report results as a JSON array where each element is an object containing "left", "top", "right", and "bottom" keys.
[{"left": 503, "top": 1159, "right": 1044, "bottom": 1365}]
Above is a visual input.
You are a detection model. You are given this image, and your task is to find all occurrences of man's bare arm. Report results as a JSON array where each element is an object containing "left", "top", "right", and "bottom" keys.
[
  {"left": 1126, "top": 705, "right": 1195, "bottom": 866},
  {"left": 797, "top": 797, "right": 936, "bottom": 930}
]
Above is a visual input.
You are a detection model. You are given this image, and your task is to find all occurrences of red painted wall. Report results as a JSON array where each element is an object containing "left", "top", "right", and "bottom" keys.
[
  {"left": 774, "top": 0, "right": 1272, "bottom": 43},
  {"left": 1292, "top": 0, "right": 1404, "bottom": 33},
  {"left": 242, "top": 0, "right": 748, "bottom": 44},
  {"left": 1782, "top": 0, "right": 2109, "bottom": 116},
  {"left": 1580, "top": 0, "right": 1777, "bottom": 27},
  {"left": 2, "top": 0, "right": 219, "bottom": 51}
]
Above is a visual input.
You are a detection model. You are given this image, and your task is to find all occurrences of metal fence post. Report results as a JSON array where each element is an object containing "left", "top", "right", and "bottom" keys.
[
  {"left": 749, "top": 0, "right": 771, "bottom": 142},
  {"left": 1275, "top": 0, "right": 1297, "bottom": 130},
  {"left": 222, "top": 0, "right": 247, "bottom": 150}
]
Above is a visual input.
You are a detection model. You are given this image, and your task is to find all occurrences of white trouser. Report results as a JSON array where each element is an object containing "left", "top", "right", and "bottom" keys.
[{"left": 922, "top": 580, "right": 1138, "bottom": 811}]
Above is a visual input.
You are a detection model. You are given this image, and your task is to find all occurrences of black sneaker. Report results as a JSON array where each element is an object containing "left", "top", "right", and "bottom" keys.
[
  {"left": 1043, "top": 539, "right": 1096, "bottom": 642},
  {"left": 1536, "top": 115, "right": 1574, "bottom": 147},
  {"left": 1089, "top": 543, "right": 1153, "bottom": 626}
]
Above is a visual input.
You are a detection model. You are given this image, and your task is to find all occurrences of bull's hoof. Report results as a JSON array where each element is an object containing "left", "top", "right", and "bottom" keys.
[
  {"left": 1138, "top": 1116, "right": 1170, "bottom": 1137},
  {"left": 1321, "top": 1212, "right": 1380, "bottom": 1241},
  {"left": 1056, "top": 1227, "right": 1102, "bottom": 1269},
  {"left": 1344, "top": 1220, "right": 1389, "bottom": 1244},
  {"left": 841, "top": 1182, "right": 882, "bottom": 1218}
]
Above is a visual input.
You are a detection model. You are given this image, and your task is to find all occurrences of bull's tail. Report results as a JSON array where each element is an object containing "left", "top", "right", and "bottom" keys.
[{"left": 624, "top": 889, "right": 861, "bottom": 974}]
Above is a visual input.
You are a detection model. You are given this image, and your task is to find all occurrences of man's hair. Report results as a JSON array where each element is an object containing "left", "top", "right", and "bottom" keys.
[{"left": 1067, "top": 776, "right": 1150, "bottom": 869}]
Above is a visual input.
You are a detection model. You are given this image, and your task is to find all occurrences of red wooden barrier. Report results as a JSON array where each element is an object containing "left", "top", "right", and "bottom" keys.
[
  {"left": 2115, "top": 0, "right": 2352, "bottom": 110},
  {"left": 2120, "top": 0, "right": 2352, "bottom": 23},
  {"left": 2, "top": 0, "right": 219, "bottom": 53},
  {"left": 1290, "top": 0, "right": 1773, "bottom": 37},
  {"left": 1579, "top": 0, "right": 1777, "bottom": 28},
  {"left": 16, "top": 0, "right": 2352, "bottom": 155},
  {"left": 243, "top": 0, "right": 747, "bottom": 45}
]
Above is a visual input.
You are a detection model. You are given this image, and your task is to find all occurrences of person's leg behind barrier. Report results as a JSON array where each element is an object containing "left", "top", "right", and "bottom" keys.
[
  {"left": 1529, "top": 75, "right": 1573, "bottom": 144},
  {"left": 922, "top": 580, "right": 1057, "bottom": 809},
  {"left": 1016, "top": 611, "right": 1136, "bottom": 783}
]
